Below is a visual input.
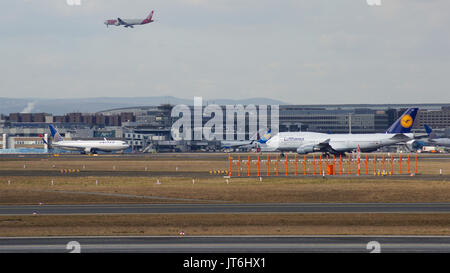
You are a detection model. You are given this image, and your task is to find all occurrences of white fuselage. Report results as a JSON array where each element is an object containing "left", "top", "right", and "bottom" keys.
[
  {"left": 52, "top": 140, "right": 129, "bottom": 153},
  {"left": 429, "top": 138, "right": 450, "bottom": 147},
  {"left": 105, "top": 18, "right": 150, "bottom": 27},
  {"left": 264, "top": 132, "right": 414, "bottom": 153},
  {"left": 119, "top": 19, "right": 145, "bottom": 25}
]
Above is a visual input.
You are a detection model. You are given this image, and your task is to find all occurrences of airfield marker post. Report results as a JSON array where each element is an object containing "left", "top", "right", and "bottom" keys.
[
  {"left": 415, "top": 153, "right": 418, "bottom": 174},
  {"left": 373, "top": 155, "right": 377, "bottom": 176},
  {"left": 365, "top": 155, "right": 368, "bottom": 175},
  {"left": 294, "top": 154, "right": 298, "bottom": 176},
  {"left": 304, "top": 155, "right": 307, "bottom": 176},
  {"left": 319, "top": 155, "right": 323, "bottom": 176},
  {"left": 348, "top": 155, "right": 351, "bottom": 175},
  {"left": 339, "top": 155, "right": 342, "bottom": 175},
  {"left": 276, "top": 154, "right": 279, "bottom": 176},
  {"left": 248, "top": 156, "right": 251, "bottom": 177},
  {"left": 285, "top": 154, "right": 288, "bottom": 176},
  {"left": 326, "top": 155, "right": 329, "bottom": 176},
  {"left": 238, "top": 156, "right": 241, "bottom": 177},
  {"left": 382, "top": 154, "right": 385, "bottom": 175},
  {"left": 399, "top": 154, "right": 402, "bottom": 175},
  {"left": 357, "top": 158, "right": 360, "bottom": 176},
  {"left": 312, "top": 155, "right": 316, "bottom": 176},
  {"left": 390, "top": 155, "right": 394, "bottom": 175},
  {"left": 332, "top": 155, "right": 336, "bottom": 175},
  {"left": 407, "top": 155, "right": 410, "bottom": 174},
  {"left": 228, "top": 155, "right": 232, "bottom": 176},
  {"left": 267, "top": 155, "right": 270, "bottom": 176},
  {"left": 257, "top": 155, "right": 260, "bottom": 177}
]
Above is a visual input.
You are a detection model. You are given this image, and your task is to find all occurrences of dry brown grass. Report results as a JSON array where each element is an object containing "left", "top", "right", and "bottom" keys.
[
  {"left": 0, "top": 155, "right": 448, "bottom": 205},
  {"left": 0, "top": 175, "right": 449, "bottom": 204},
  {"left": 0, "top": 213, "right": 449, "bottom": 236},
  {"left": 0, "top": 154, "right": 448, "bottom": 175},
  {"left": 0, "top": 160, "right": 227, "bottom": 172}
]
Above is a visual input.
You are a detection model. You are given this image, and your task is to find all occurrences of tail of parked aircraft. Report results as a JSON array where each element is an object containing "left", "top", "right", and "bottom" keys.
[
  {"left": 385, "top": 108, "right": 419, "bottom": 134},
  {"left": 49, "top": 125, "right": 64, "bottom": 142},
  {"left": 424, "top": 124, "right": 437, "bottom": 139},
  {"left": 39, "top": 134, "right": 48, "bottom": 145},
  {"left": 258, "top": 129, "right": 272, "bottom": 144}
]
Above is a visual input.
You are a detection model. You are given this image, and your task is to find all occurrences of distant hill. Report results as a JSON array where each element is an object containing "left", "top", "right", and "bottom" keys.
[{"left": 0, "top": 96, "right": 287, "bottom": 115}]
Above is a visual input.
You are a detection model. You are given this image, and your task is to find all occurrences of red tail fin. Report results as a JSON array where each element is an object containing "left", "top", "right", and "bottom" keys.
[
  {"left": 147, "top": 10, "right": 154, "bottom": 20},
  {"left": 142, "top": 10, "right": 154, "bottom": 24}
]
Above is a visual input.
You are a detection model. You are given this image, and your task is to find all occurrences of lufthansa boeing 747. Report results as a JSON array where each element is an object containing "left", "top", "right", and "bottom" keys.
[{"left": 257, "top": 108, "right": 419, "bottom": 155}]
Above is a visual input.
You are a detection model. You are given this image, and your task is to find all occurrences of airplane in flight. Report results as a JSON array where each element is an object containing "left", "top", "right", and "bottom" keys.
[
  {"left": 104, "top": 10, "right": 155, "bottom": 28},
  {"left": 43, "top": 125, "right": 130, "bottom": 154},
  {"left": 258, "top": 108, "right": 419, "bottom": 156}
]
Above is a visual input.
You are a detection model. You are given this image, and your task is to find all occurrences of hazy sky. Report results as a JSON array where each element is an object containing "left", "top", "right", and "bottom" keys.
[{"left": 1, "top": 0, "right": 449, "bottom": 104}]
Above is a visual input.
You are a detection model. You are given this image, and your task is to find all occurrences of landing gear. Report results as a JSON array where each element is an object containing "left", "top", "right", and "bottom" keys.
[{"left": 322, "top": 151, "right": 346, "bottom": 157}]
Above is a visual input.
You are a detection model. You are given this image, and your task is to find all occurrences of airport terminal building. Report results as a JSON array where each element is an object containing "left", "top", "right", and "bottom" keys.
[{"left": 1, "top": 104, "right": 449, "bottom": 153}]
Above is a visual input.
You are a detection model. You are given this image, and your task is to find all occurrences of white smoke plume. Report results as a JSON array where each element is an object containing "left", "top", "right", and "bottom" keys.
[{"left": 21, "top": 102, "right": 36, "bottom": 113}]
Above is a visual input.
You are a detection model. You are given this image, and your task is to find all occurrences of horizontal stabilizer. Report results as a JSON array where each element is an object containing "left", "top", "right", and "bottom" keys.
[{"left": 390, "top": 133, "right": 410, "bottom": 140}]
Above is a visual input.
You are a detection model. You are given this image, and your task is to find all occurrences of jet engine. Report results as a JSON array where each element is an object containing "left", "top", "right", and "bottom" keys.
[
  {"left": 296, "top": 145, "right": 316, "bottom": 154},
  {"left": 405, "top": 139, "right": 426, "bottom": 152}
]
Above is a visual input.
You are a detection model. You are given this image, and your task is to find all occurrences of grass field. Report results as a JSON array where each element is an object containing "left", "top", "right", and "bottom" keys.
[
  {"left": 1, "top": 176, "right": 449, "bottom": 205},
  {"left": 0, "top": 154, "right": 448, "bottom": 237},
  {"left": 0, "top": 214, "right": 449, "bottom": 236},
  {"left": 0, "top": 153, "right": 448, "bottom": 175},
  {"left": 0, "top": 154, "right": 449, "bottom": 205}
]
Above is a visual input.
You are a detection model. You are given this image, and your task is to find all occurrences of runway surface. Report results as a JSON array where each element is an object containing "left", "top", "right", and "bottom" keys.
[
  {"left": 1, "top": 170, "right": 449, "bottom": 180},
  {"left": 1, "top": 203, "right": 450, "bottom": 215},
  {"left": 0, "top": 236, "right": 449, "bottom": 253}
]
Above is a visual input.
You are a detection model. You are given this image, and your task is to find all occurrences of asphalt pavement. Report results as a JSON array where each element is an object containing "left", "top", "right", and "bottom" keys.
[
  {"left": 1, "top": 203, "right": 450, "bottom": 215},
  {"left": 0, "top": 236, "right": 449, "bottom": 253}
]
